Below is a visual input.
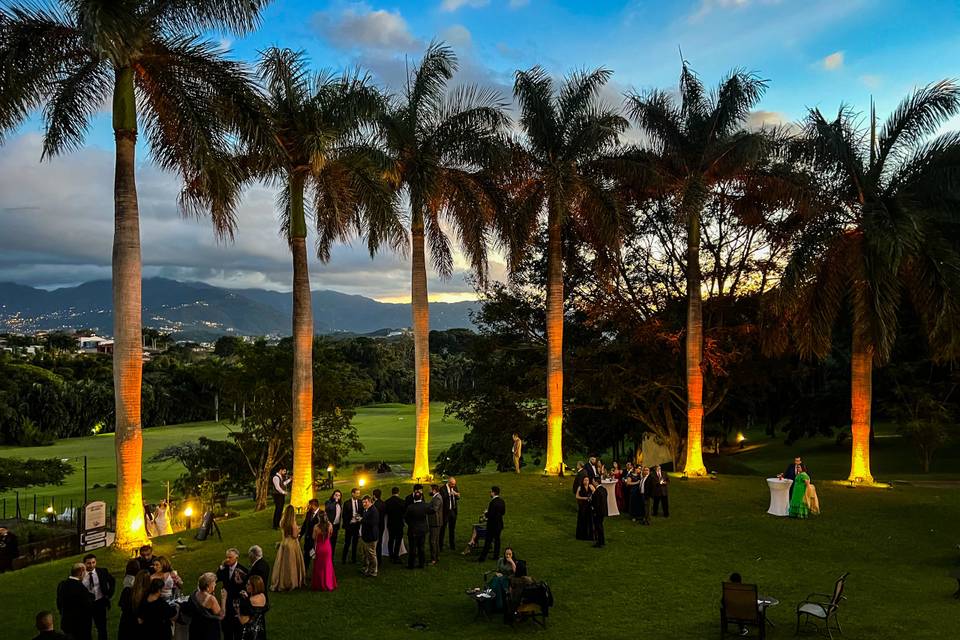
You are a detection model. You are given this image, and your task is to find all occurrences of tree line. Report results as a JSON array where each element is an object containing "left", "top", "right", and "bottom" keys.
[{"left": 2, "top": 0, "right": 959, "bottom": 546}]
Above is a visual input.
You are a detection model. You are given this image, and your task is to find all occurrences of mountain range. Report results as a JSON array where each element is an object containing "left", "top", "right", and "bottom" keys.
[{"left": 0, "top": 278, "right": 477, "bottom": 340}]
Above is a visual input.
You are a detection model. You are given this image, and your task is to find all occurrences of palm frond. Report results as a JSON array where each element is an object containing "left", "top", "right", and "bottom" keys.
[
  {"left": 513, "top": 66, "right": 557, "bottom": 156},
  {"left": 876, "top": 79, "right": 960, "bottom": 173}
]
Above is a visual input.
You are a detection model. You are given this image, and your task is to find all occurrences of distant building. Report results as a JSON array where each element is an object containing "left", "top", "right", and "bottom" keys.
[
  {"left": 78, "top": 335, "right": 109, "bottom": 352},
  {"left": 96, "top": 340, "right": 114, "bottom": 355}
]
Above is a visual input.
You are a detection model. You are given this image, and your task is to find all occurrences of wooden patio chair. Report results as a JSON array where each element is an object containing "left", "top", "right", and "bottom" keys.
[
  {"left": 795, "top": 572, "right": 849, "bottom": 639},
  {"left": 721, "top": 581, "right": 765, "bottom": 638}
]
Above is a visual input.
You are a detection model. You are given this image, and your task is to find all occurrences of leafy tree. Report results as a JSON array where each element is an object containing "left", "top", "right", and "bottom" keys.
[
  {"left": 0, "top": 457, "right": 73, "bottom": 492},
  {"left": 379, "top": 42, "right": 507, "bottom": 479},
  {"left": 0, "top": 0, "right": 269, "bottom": 547},
  {"left": 626, "top": 62, "right": 777, "bottom": 476},
  {"left": 508, "top": 66, "right": 632, "bottom": 474},
  {"left": 778, "top": 81, "right": 960, "bottom": 482},
  {"left": 244, "top": 47, "right": 399, "bottom": 508}
]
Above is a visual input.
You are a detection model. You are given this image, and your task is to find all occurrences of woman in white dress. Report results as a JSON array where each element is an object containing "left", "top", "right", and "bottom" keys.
[{"left": 153, "top": 500, "right": 172, "bottom": 536}]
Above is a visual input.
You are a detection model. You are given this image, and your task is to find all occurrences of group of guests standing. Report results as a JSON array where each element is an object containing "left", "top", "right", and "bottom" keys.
[{"left": 572, "top": 457, "right": 671, "bottom": 544}]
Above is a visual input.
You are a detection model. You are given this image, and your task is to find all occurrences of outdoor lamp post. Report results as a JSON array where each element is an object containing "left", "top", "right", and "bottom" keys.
[{"left": 184, "top": 506, "right": 194, "bottom": 530}]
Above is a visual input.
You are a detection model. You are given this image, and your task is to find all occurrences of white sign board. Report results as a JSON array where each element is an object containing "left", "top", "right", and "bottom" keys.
[{"left": 84, "top": 501, "right": 107, "bottom": 531}]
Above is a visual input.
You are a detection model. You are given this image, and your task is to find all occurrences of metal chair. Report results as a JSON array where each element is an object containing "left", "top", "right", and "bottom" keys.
[
  {"left": 721, "top": 582, "right": 766, "bottom": 639},
  {"left": 795, "top": 572, "right": 848, "bottom": 639}
]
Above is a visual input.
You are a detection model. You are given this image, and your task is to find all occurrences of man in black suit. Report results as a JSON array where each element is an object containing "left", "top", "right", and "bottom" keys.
[
  {"left": 56, "top": 563, "right": 93, "bottom": 640},
  {"left": 651, "top": 464, "right": 670, "bottom": 517},
  {"left": 590, "top": 480, "right": 608, "bottom": 548},
  {"left": 783, "top": 456, "right": 810, "bottom": 502},
  {"left": 372, "top": 489, "right": 386, "bottom": 564},
  {"left": 359, "top": 495, "right": 380, "bottom": 577},
  {"left": 81, "top": 554, "right": 115, "bottom": 640},
  {"left": 215, "top": 548, "right": 248, "bottom": 640},
  {"left": 299, "top": 498, "right": 321, "bottom": 571},
  {"left": 571, "top": 462, "right": 586, "bottom": 495},
  {"left": 585, "top": 457, "right": 600, "bottom": 482},
  {"left": 0, "top": 525, "right": 19, "bottom": 573},
  {"left": 404, "top": 488, "right": 430, "bottom": 569},
  {"left": 439, "top": 477, "right": 460, "bottom": 552},
  {"left": 341, "top": 487, "right": 363, "bottom": 564},
  {"left": 135, "top": 545, "right": 154, "bottom": 573},
  {"left": 384, "top": 487, "right": 406, "bottom": 563},
  {"left": 247, "top": 545, "right": 269, "bottom": 584},
  {"left": 636, "top": 466, "right": 652, "bottom": 525},
  {"left": 477, "top": 486, "right": 505, "bottom": 562},
  {"left": 271, "top": 468, "right": 291, "bottom": 529},
  {"left": 33, "top": 611, "right": 68, "bottom": 640}
]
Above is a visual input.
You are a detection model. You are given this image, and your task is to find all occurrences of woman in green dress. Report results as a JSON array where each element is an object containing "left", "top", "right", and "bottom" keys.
[{"left": 789, "top": 471, "right": 811, "bottom": 518}]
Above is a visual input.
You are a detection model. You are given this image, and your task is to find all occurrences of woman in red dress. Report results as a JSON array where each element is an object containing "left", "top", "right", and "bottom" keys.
[{"left": 311, "top": 511, "right": 338, "bottom": 591}]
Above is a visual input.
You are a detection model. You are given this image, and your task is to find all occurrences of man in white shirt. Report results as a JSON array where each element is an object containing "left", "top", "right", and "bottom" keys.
[
  {"left": 82, "top": 553, "right": 114, "bottom": 640},
  {"left": 341, "top": 488, "right": 363, "bottom": 564},
  {"left": 271, "top": 468, "right": 291, "bottom": 529}
]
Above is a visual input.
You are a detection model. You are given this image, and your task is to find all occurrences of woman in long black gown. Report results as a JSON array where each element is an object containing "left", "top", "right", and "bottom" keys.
[{"left": 575, "top": 475, "right": 594, "bottom": 540}]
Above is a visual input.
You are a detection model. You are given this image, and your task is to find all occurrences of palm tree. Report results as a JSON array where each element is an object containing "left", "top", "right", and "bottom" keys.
[
  {"left": 626, "top": 63, "right": 770, "bottom": 477},
  {"left": 378, "top": 42, "right": 507, "bottom": 480},
  {"left": 248, "top": 48, "right": 402, "bottom": 508},
  {"left": 510, "top": 66, "right": 631, "bottom": 474},
  {"left": 778, "top": 82, "right": 960, "bottom": 483},
  {"left": 0, "top": 0, "right": 267, "bottom": 547}
]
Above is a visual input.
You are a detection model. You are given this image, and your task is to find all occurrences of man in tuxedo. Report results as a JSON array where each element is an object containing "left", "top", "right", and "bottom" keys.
[
  {"left": 572, "top": 462, "right": 586, "bottom": 496},
  {"left": 590, "top": 480, "right": 608, "bottom": 548},
  {"left": 247, "top": 546, "right": 269, "bottom": 584},
  {"left": 299, "top": 498, "right": 321, "bottom": 571},
  {"left": 215, "top": 548, "right": 248, "bottom": 640},
  {"left": 439, "top": 477, "right": 460, "bottom": 551},
  {"left": 56, "top": 563, "right": 93, "bottom": 640},
  {"left": 359, "top": 495, "right": 380, "bottom": 577},
  {"left": 783, "top": 456, "right": 810, "bottom": 501},
  {"left": 0, "top": 525, "right": 19, "bottom": 573},
  {"left": 477, "top": 486, "right": 505, "bottom": 563},
  {"left": 324, "top": 490, "right": 343, "bottom": 559},
  {"left": 135, "top": 545, "right": 154, "bottom": 573},
  {"left": 585, "top": 457, "right": 600, "bottom": 482},
  {"left": 404, "top": 488, "right": 430, "bottom": 569},
  {"left": 341, "top": 487, "right": 363, "bottom": 564},
  {"left": 428, "top": 484, "right": 444, "bottom": 565},
  {"left": 651, "top": 464, "right": 670, "bottom": 517},
  {"left": 636, "top": 466, "right": 652, "bottom": 525},
  {"left": 271, "top": 468, "right": 291, "bottom": 529},
  {"left": 372, "top": 489, "right": 386, "bottom": 564},
  {"left": 82, "top": 554, "right": 115, "bottom": 640},
  {"left": 33, "top": 611, "right": 68, "bottom": 640},
  {"left": 384, "top": 487, "right": 406, "bottom": 563}
]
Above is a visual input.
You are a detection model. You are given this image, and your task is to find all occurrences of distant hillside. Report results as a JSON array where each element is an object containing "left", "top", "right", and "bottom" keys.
[{"left": 0, "top": 278, "right": 477, "bottom": 339}]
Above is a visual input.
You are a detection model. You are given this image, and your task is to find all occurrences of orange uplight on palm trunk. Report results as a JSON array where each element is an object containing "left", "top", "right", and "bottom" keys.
[
  {"left": 411, "top": 221, "right": 432, "bottom": 481},
  {"left": 849, "top": 330, "right": 875, "bottom": 483}
]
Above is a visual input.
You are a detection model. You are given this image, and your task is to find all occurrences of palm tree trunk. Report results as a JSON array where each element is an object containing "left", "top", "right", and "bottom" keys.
[
  {"left": 849, "top": 326, "right": 875, "bottom": 483},
  {"left": 683, "top": 208, "right": 708, "bottom": 476},
  {"left": 411, "top": 217, "right": 431, "bottom": 480},
  {"left": 289, "top": 173, "right": 314, "bottom": 508},
  {"left": 111, "top": 67, "right": 148, "bottom": 548},
  {"left": 544, "top": 207, "right": 564, "bottom": 475}
]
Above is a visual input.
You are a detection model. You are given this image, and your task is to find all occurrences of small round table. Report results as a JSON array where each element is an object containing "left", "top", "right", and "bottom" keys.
[
  {"left": 758, "top": 595, "right": 780, "bottom": 627},
  {"left": 766, "top": 478, "right": 793, "bottom": 516},
  {"left": 601, "top": 479, "right": 620, "bottom": 516}
]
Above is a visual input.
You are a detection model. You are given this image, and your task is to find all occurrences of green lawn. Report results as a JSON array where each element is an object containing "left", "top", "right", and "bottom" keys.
[
  {"left": 0, "top": 403, "right": 465, "bottom": 511},
  {"left": 1, "top": 471, "right": 958, "bottom": 639}
]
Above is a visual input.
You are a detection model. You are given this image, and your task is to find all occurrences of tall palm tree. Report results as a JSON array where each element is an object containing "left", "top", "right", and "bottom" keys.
[
  {"left": 510, "top": 66, "right": 630, "bottom": 474},
  {"left": 249, "top": 48, "right": 402, "bottom": 508},
  {"left": 0, "top": 0, "right": 267, "bottom": 547},
  {"left": 378, "top": 42, "right": 507, "bottom": 480},
  {"left": 779, "top": 82, "right": 960, "bottom": 483},
  {"left": 626, "top": 63, "right": 769, "bottom": 477}
]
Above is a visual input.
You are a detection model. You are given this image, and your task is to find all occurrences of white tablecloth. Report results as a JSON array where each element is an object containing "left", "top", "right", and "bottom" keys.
[
  {"left": 601, "top": 479, "right": 620, "bottom": 516},
  {"left": 382, "top": 525, "right": 406, "bottom": 555},
  {"left": 766, "top": 478, "right": 793, "bottom": 516}
]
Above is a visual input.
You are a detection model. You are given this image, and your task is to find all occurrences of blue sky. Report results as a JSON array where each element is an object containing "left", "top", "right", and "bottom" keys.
[{"left": 1, "top": 0, "right": 959, "bottom": 300}]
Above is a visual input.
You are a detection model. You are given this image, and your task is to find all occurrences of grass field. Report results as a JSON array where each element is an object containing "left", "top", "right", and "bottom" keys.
[
  {"left": 2, "top": 405, "right": 959, "bottom": 638},
  {"left": 0, "top": 402, "right": 465, "bottom": 509}
]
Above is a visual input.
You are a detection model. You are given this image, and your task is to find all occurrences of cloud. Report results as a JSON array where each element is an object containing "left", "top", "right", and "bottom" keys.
[
  {"left": 745, "top": 110, "right": 792, "bottom": 130},
  {"left": 440, "top": 24, "right": 472, "bottom": 49},
  {"left": 822, "top": 50, "right": 844, "bottom": 70},
  {"left": 313, "top": 5, "right": 420, "bottom": 52},
  {"left": 441, "top": 0, "right": 489, "bottom": 11},
  {"left": 0, "top": 134, "right": 484, "bottom": 300},
  {"left": 689, "top": 0, "right": 752, "bottom": 22},
  {"left": 860, "top": 74, "right": 882, "bottom": 89}
]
